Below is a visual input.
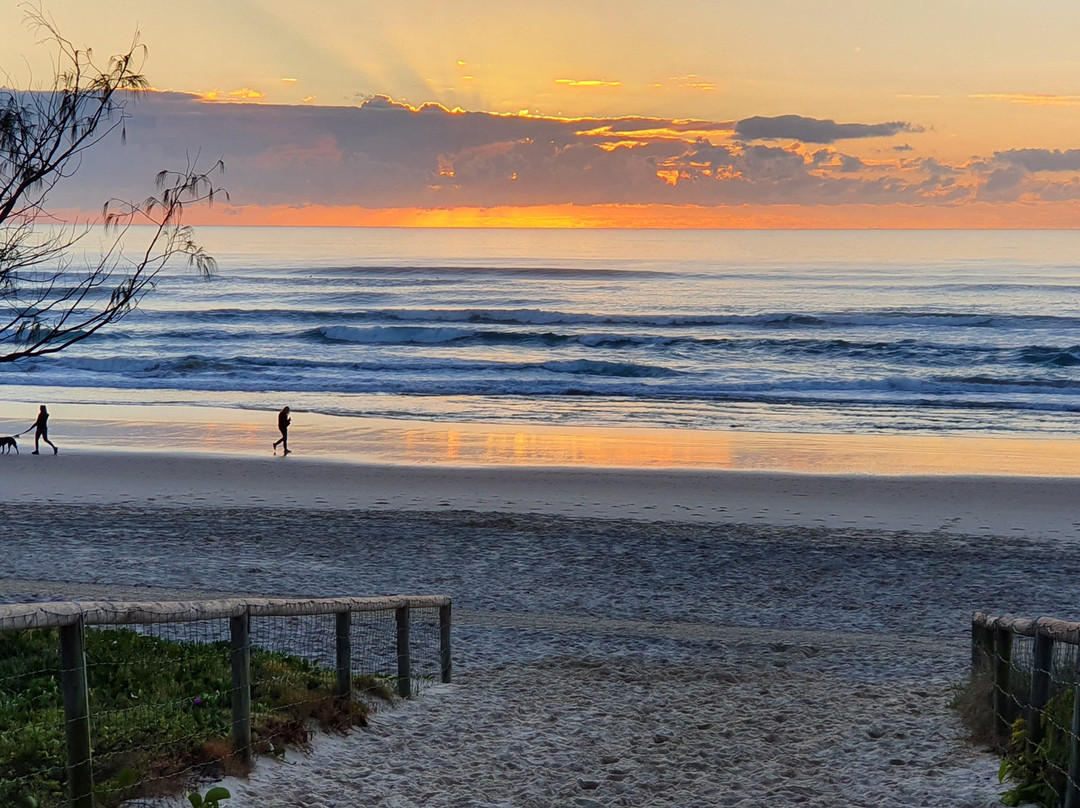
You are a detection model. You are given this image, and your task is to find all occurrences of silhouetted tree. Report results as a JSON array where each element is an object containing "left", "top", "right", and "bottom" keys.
[{"left": 0, "top": 7, "right": 225, "bottom": 362}]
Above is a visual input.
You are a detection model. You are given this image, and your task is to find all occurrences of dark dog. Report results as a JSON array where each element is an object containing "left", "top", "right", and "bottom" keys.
[{"left": 0, "top": 436, "right": 18, "bottom": 454}]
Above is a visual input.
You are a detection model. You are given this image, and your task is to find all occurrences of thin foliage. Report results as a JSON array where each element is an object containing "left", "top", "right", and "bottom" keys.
[{"left": 0, "top": 3, "right": 225, "bottom": 362}]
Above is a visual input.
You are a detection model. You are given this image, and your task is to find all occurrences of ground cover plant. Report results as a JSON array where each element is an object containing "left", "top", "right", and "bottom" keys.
[
  {"left": 953, "top": 672, "right": 1077, "bottom": 808},
  {"left": 0, "top": 627, "right": 391, "bottom": 808},
  {"left": 995, "top": 692, "right": 1075, "bottom": 808}
]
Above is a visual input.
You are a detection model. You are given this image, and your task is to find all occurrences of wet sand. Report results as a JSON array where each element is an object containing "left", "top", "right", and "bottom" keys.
[{"left": 2, "top": 411, "right": 1077, "bottom": 806}]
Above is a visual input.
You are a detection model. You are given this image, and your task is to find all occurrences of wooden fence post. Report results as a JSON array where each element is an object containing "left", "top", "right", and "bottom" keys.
[
  {"left": 994, "top": 626, "right": 1014, "bottom": 743},
  {"left": 971, "top": 615, "right": 993, "bottom": 674},
  {"left": 230, "top": 612, "right": 252, "bottom": 766},
  {"left": 396, "top": 604, "right": 411, "bottom": 699},
  {"left": 439, "top": 602, "right": 452, "bottom": 684},
  {"left": 59, "top": 616, "right": 94, "bottom": 808},
  {"left": 335, "top": 611, "right": 352, "bottom": 700},
  {"left": 1029, "top": 629, "right": 1054, "bottom": 747}
]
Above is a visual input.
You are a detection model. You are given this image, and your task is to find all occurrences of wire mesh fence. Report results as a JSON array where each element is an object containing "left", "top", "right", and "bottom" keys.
[
  {"left": 0, "top": 596, "right": 450, "bottom": 808},
  {"left": 971, "top": 612, "right": 1080, "bottom": 808}
]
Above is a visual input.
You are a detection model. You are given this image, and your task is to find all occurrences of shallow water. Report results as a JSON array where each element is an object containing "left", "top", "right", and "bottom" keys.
[{"left": 6, "top": 228, "right": 1080, "bottom": 437}]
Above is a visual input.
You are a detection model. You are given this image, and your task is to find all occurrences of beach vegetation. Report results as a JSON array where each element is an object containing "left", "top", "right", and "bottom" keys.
[
  {"left": 0, "top": 627, "right": 389, "bottom": 808},
  {"left": 0, "top": 4, "right": 225, "bottom": 363},
  {"left": 187, "top": 785, "right": 231, "bottom": 808},
  {"left": 948, "top": 671, "right": 997, "bottom": 749},
  {"left": 953, "top": 669, "right": 1078, "bottom": 807},
  {"left": 996, "top": 700, "right": 1073, "bottom": 808}
]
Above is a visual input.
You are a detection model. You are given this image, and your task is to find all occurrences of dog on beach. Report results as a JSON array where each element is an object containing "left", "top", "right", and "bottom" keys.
[{"left": 0, "top": 435, "right": 18, "bottom": 454}]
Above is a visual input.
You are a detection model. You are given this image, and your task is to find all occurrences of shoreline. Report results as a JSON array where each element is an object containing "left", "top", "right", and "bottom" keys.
[
  {"left": 1, "top": 402, "right": 1068, "bottom": 805},
  {"left": 0, "top": 399, "right": 1076, "bottom": 536},
  {"left": 0, "top": 446, "right": 1077, "bottom": 538},
  {"left": 1, "top": 398, "right": 1080, "bottom": 476}
]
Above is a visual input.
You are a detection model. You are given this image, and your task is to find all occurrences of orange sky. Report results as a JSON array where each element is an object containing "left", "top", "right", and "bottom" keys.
[
  {"left": 6, "top": 2, "right": 1080, "bottom": 228},
  {"left": 183, "top": 200, "right": 1080, "bottom": 230}
]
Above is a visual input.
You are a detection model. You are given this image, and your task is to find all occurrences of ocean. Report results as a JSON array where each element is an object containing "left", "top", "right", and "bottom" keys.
[{"left": 4, "top": 227, "right": 1080, "bottom": 438}]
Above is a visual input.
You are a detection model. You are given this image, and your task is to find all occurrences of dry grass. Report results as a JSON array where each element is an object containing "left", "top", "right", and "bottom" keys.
[{"left": 950, "top": 671, "right": 998, "bottom": 750}]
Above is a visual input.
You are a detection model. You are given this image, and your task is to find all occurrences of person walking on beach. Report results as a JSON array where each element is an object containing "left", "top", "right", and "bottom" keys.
[
  {"left": 25, "top": 405, "right": 58, "bottom": 455},
  {"left": 273, "top": 406, "right": 291, "bottom": 455}
]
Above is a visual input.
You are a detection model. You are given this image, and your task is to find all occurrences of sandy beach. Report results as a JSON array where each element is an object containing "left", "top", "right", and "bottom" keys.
[
  {"left": 3, "top": 413, "right": 1079, "bottom": 806},
  {"left": 5, "top": 7, "right": 1080, "bottom": 804}
]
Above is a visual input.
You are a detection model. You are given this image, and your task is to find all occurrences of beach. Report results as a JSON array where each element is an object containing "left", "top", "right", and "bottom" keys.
[
  {"left": 2, "top": 15, "right": 1080, "bottom": 807},
  {"left": 4, "top": 412, "right": 1079, "bottom": 807}
]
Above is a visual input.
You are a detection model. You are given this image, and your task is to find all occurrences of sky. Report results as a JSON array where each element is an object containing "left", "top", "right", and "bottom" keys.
[{"left": 4, "top": 1, "right": 1080, "bottom": 227}]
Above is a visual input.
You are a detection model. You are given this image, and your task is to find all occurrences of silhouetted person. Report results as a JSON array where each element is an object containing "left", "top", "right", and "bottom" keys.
[
  {"left": 273, "top": 406, "right": 291, "bottom": 455},
  {"left": 27, "top": 405, "right": 57, "bottom": 455}
]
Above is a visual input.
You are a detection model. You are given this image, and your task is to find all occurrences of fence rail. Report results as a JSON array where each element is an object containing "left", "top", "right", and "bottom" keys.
[
  {"left": 972, "top": 611, "right": 1080, "bottom": 808},
  {"left": 0, "top": 595, "right": 451, "bottom": 808}
]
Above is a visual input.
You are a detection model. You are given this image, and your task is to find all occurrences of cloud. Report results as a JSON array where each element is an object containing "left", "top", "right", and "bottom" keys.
[
  {"left": 555, "top": 79, "right": 621, "bottom": 88},
  {"left": 971, "top": 93, "right": 1080, "bottom": 107},
  {"left": 29, "top": 91, "right": 1080, "bottom": 214},
  {"left": 735, "top": 114, "right": 917, "bottom": 143},
  {"left": 199, "top": 88, "right": 267, "bottom": 102},
  {"left": 996, "top": 148, "right": 1080, "bottom": 172},
  {"left": 982, "top": 167, "right": 1025, "bottom": 193},
  {"left": 837, "top": 154, "right": 867, "bottom": 173},
  {"left": 918, "top": 157, "right": 958, "bottom": 176},
  {"left": 651, "top": 75, "right": 719, "bottom": 93}
]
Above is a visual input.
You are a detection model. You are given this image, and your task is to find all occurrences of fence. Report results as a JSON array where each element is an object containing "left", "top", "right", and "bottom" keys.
[
  {"left": 0, "top": 595, "right": 451, "bottom": 808},
  {"left": 972, "top": 611, "right": 1080, "bottom": 808}
]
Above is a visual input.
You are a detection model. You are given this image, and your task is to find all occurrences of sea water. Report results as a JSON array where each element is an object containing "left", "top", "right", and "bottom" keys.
[{"left": 4, "top": 227, "right": 1080, "bottom": 438}]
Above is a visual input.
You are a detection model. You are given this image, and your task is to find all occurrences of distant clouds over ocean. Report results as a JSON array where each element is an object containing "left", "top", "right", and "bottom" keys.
[{"left": 48, "top": 91, "right": 1080, "bottom": 224}]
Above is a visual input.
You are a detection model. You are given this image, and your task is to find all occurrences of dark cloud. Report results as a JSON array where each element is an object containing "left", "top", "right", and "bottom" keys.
[
  {"left": 837, "top": 154, "right": 867, "bottom": 172},
  {"left": 982, "top": 167, "right": 1025, "bottom": 193},
  {"left": 27, "top": 91, "right": 1080, "bottom": 212},
  {"left": 995, "top": 148, "right": 1080, "bottom": 172},
  {"left": 735, "top": 114, "right": 916, "bottom": 144}
]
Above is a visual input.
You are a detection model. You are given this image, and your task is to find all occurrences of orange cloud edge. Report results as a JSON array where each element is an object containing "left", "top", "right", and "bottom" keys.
[
  {"left": 192, "top": 202, "right": 1080, "bottom": 229},
  {"left": 61, "top": 202, "right": 1080, "bottom": 229}
]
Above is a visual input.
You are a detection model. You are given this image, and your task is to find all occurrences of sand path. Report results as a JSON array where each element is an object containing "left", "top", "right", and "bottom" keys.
[{"left": 5, "top": 502, "right": 1075, "bottom": 806}]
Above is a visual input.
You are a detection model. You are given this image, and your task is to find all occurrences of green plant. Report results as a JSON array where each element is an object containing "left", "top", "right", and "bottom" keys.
[
  {"left": 187, "top": 786, "right": 231, "bottom": 808},
  {"left": 0, "top": 627, "right": 385, "bottom": 808},
  {"left": 997, "top": 693, "right": 1075, "bottom": 808}
]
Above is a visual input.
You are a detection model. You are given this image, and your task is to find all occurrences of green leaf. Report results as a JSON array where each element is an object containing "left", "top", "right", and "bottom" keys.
[
  {"left": 187, "top": 793, "right": 203, "bottom": 808},
  {"left": 205, "top": 786, "right": 231, "bottom": 801}
]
